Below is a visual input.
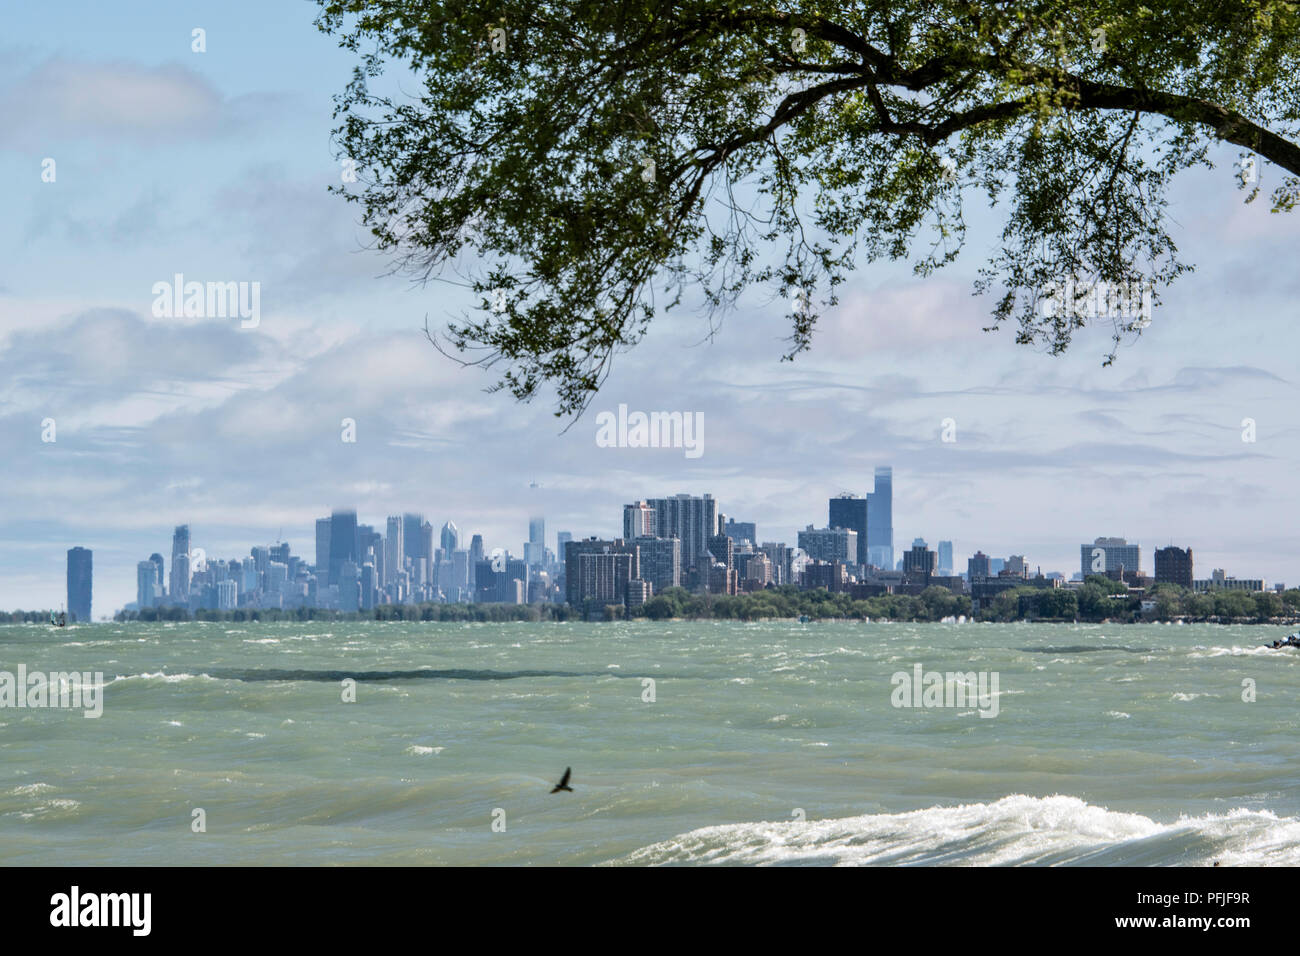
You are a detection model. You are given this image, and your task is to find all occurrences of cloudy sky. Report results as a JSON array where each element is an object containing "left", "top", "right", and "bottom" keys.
[{"left": 3, "top": 2, "right": 1299, "bottom": 616}]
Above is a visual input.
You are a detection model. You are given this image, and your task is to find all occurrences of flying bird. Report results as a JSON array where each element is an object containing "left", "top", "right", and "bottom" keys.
[{"left": 550, "top": 767, "right": 573, "bottom": 793}]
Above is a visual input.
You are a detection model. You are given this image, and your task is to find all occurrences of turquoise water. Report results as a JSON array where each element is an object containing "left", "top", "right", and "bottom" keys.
[{"left": 1, "top": 619, "right": 1298, "bottom": 865}]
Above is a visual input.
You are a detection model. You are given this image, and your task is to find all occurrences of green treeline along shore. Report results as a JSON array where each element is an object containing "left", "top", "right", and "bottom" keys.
[{"left": 6, "top": 577, "right": 1299, "bottom": 626}]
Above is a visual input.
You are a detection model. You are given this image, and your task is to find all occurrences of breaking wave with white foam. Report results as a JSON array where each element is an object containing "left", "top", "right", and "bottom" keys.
[{"left": 611, "top": 795, "right": 1300, "bottom": 866}]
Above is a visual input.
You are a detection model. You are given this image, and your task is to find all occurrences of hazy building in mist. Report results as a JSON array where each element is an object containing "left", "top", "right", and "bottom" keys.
[
  {"left": 441, "top": 521, "right": 460, "bottom": 554},
  {"left": 526, "top": 516, "right": 546, "bottom": 566},
  {"left": 866, "top": 467, "right": 893, "bottom": 569},
  {"left": 67, "top": 546, "right": 92, "bottom": 623}
]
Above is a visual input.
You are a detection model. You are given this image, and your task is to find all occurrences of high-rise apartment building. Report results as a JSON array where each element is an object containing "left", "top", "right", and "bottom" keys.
[
  {"left": 643, "top": 495, "right": 717, "bottom": 572},
  {"left": 564, "top": 538, "right": 638, "bottom": 606},
  {"left": 623, "top": 501, "right": 656, "bottom": 539},
  {"left": 1154, "top": 546, "right": 1193, "bottom": 589},
  {"left": 798, "top": 525, "right": 858, "bottom": 565},
  {"left": 633, "top": 536, "right": 681, "bottom": 594}
]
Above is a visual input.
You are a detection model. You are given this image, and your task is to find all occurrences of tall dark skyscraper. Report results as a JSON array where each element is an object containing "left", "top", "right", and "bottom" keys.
[
  {"left": 867, "top": 467, "right": 893, "bottom": 569},
  {"left": 828, "top": 494, "right": 868, "bottom": 567},
  {"left": 67, "top": 546, "right": 92, "bottom": 623},
  {"left": 315, "top": 517, "right": 332, "bottom": 571},
  {"left": 402, "top": 513, "right": 425, "bottom": 566},
  {"left": 328, "top": 509, "right": 358, "bottom": 586}
]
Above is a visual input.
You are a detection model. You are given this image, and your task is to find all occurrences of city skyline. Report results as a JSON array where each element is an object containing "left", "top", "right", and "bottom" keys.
[
  {"left": 4, "top": 4, "right": 1300, "bottom": 615},
  {"left": 41, "top": 476, "right": 1283, "bottom": 617}
]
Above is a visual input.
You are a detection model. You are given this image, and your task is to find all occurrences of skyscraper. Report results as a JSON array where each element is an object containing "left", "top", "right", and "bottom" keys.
[
  {"left": 565, "top": 538, "right": 638, "bottom": 606},
  {"left": 419, "top": 523, "right": 435, "bottom": 584},
  {"left": 937, "top": 541, "right": 954, "bottom": 577},
  {"left": 441, "top": 520, "right": 460, "bottom": 554},
  {"left": 866, "top": 467, "right": 893, "bottom": 569},
  {"left": 623, "top": 501, "right": 655, "bottom": 539},
  {"left": 1154, "top": 546, "right": 1193, "bottom": 589},
  {"left": 67, "top": 547, "right": 92, "bottom": 623},
  {"left": 1080, "top": 537, "right": 1141, "bottom": 579},
  {"left": 149, "top": 552, "right": 165, "bottom": 590},
  {"left": 828, "top": 494, "right": 868, "bottom": 566},
  {"left": 402, "top": 513, "right": 425, "bottom": 567},
  {"left": 634, "top": 536, "right": 681, "bottom": 594},
  {"left": 136, "top": 560, "right": 158, "bottom": 609},
  {"left": 170, "top": 525, "right": 191, "bottom": 604},
  {"left": 723, "top": 519, "right": 757, "bottom": 545},
  {"left": 903, "top": 539, "right": 936, "bottom": 579},
  {"left": 328, "top": 509, "right": 358, "bottom": 586},
  {"left": 526, "top": 516, "right": 546, "bottom": 566},
  {"left": 467, "top": 533, "right": 484, "bottom": 591},
  {"left": 644, "top": 494, "right": 717, "bottom": 572},
  {"left": 315, "top": 518, "right": 331, "bottom": 571},
  {"left": 798, "top": 526, "right": 858, "bottom": 565},
  {"left": 384, "top": 516, "right": 404, "bottom": 587}
]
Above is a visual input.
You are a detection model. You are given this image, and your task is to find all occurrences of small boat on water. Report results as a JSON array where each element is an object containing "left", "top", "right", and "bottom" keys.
[
  {"left": 49, "top": 608, "right": 67, "bottom": 628},
  {"left": 798, "top": 615, "right": 810, "bottom": 624},
  {"left": 1265, "top": 632, "right": 1300, "bottom": 649}
]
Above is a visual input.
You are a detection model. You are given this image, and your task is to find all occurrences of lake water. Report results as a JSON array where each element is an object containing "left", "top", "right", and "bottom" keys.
[{"left": 1, "top": 619, "right": 1297, "bottom": 865}]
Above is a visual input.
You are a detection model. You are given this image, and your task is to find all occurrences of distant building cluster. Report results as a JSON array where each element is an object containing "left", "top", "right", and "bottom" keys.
[
  {"left": 125, "top": 510, "right": 565, "bottom": 616},
  {"left": 58, "top": 464, "right": 1282, "bottom": 622}
]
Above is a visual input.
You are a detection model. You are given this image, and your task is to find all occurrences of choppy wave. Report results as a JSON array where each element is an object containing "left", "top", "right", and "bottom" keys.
[{"left": 610, "top": 795, "right": 1300, "bottom": 866}]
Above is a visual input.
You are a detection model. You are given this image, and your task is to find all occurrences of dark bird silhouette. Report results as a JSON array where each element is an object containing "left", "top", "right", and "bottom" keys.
[{"left": 550, "top": 767, "right": 573, "bottom": 793}]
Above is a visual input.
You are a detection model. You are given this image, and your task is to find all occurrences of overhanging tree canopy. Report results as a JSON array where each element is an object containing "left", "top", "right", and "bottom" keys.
[{"left": 315, "top": 0, "right": 1300, "bottom": 415}]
